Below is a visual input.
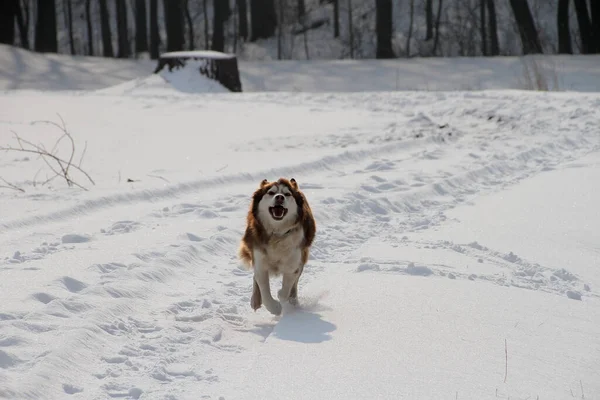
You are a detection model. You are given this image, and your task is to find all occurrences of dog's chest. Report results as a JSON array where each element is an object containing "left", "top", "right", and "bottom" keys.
[{"left": 263, "top": 229, "right": 303, "bottom": 270}]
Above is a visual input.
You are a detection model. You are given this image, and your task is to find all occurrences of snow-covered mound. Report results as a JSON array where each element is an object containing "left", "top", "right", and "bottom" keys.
[{"left": 97, "top": 60, "right": 229, "bottom": 96}]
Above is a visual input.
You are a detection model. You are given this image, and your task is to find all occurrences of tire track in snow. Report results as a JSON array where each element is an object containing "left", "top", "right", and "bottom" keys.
[{"left": 0, "top": 134, "right": 453, "bottom": 232}]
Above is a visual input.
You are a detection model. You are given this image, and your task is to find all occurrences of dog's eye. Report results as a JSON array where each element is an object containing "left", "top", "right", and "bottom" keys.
[
  {"left": 268, "top": 192, "right": 275, "bottom": 196},
  {"left": 284, "top": 193, "right": 291, "bottom": 197}
]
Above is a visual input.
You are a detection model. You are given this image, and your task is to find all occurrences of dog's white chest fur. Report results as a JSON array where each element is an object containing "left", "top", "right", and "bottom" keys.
[{"left": 255, "top": 228, "right": 304, "bottom": 275}]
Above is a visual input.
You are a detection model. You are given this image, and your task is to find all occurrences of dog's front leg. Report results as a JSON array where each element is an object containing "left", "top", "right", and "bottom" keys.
[
  {"left": 252, "top": 252, "right": 282, "bottom": 315},
  {"left": 278, "top": 266, "right": 302, "bottom": 305}
]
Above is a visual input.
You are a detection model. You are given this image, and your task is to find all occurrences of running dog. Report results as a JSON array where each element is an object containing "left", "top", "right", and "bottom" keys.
[{"left": 239, "top": 178, "right": 316, "bottom": 315}]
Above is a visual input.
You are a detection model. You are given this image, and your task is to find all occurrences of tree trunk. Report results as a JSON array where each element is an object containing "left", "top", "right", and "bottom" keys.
[
  {"left": 277, "top": 0, "right": 284, "bottom": 59},
  {"left": 486, "top": 0, "right": 499, "bottom": 55},
  {"left": 376, "top": 0, "right": 395, "bottom": 58},
  {"left": 116, "top": 0, "right": 130, "bottom": 57},
  {"left": 557, "top": 0, "right": 572, "bottom": 54},
  {"left": 250, "top": 0, "right": 277, "bottom": 41},
  {"left": 163, "top": 0, "right": 185, "bottom": 52},
  {"left": 15, "top": 0, "right": 30, "bottom": 49},
  {"left": 183, "top": 0, "right": 195, "bottom": 50},
  {"left": 85, "top": 0, "right": 94, "bottom": 55},
  {"left": 154, "top": 52, "right": 243, "bottom": 92},
  {"left": 34, "top": 0, "right": 57, "bottom": 52},
  {"left": 591, "top": 0, "right": 600, "bottom": 52},
  {"left": 425, "top": 0, "right": 433, "bottom": 40},
  {"left": 333, "top": 0, "right": 340, "bottom": 38},
  {"left": 432, "top": 0, "right": 443, "bottom": 55},
  {"left": 135, "top": 0, "right": 148, "bottom": 54},
  {"left": 406, "top": 0, "right": 414, "bottom": 57},
  {"left": 298, "top": 0, "right": 305, "bottom": 16},
  {"left": 64, "top": 0, "right": 75, "bottom": 54},
  {"left": 0, "top": 0, "right": 17, "bottom": 45},
  {"left": 480, "top": 0, "right": 487, "bottom": 55},
  {"left": 99, "top": 0, "right": 114, "bottom": 57},
  {"left": 348, "top": 0, "right": 354, "bottom": 58},
  {"left": 149, "top": 0, "right": 160, "bottom": 58},
  {"left": 573, "top": 0, "right": 594, "bottom": 53},
  {"left": 509, "top": 0, "right": 542, "bottom": 54},
  {"left": 212, "top": 0, "right": 226, "bottom": 51},
  {"left": 237, "top": 0, "right": 248, "bottom": 41}
]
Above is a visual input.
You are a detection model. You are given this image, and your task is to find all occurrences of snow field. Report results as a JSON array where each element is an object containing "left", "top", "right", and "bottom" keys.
[{"left": 1, "top": 48, "right": 600, "bottom": 399}]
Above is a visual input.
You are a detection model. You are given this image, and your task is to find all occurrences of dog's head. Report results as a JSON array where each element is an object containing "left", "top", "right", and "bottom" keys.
[{"left": 252, "top": 178, "right": 303, "bottom": 234}]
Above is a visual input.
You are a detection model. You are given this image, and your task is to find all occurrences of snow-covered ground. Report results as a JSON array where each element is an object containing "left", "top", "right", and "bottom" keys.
[{"left": 1, "top": 46, "right": 599, "bottom": 400}]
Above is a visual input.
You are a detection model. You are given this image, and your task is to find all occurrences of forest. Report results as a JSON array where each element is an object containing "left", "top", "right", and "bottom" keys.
[{"left": 0, "top": 0, "right": 599, "bottom": 60}]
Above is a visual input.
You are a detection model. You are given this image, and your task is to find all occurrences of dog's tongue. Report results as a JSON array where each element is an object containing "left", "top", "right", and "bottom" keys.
[{"left": 273, "top": 206, "right": 284, "bottom": 217}]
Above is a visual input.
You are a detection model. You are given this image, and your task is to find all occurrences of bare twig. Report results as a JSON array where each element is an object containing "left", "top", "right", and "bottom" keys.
[
  {"left": 580, "top": 380, "right": 584, "bottom": 399},
  {"left": 147, "top": 174, "right": 170, "bottom": 183},
  {"left": 504, "top": 338, "right": 508, "bottom": 383},
  {"left": 0, "top": 114, "right": 95, "bottom": 191},
  {"left": 0, "top": 177, "right": 25, "bottom": 192}
]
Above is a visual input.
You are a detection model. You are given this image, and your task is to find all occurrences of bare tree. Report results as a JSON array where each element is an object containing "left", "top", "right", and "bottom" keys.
[
  {"left": 592, "top": 0, "right": 600, "bottom": 46},
  {"left": 212, "top": 0, "right": 226, "bottom": 51},
  {"left": 486, "top": 0, "right": 499, "bottom": 55},
  {"left": 65, "top": 0, "right": 75, "bottom": 54},
  {"left": 250, "top": 0, "right": 277, "bottom": 41},
  {"left": 163, "top": 0, "right": 185, "bottom": 51},
  {"left": 183, "top": 0, "right": 195, "bottom": 50},
  {"left": 237, "top": 0, "right": 249, "bottom": 41},
  {"left": 376, "top": 0, "right": 394, "bottom": 58},
  {"left": 135, "top": 0, "right": 148, "bottom": 54},
  {"left": 15, "top": 0, "right": 30, "bottom": 49},
  {"left": 406, "top": 0, "right": 415, "bottom": 57},
  {"left": 85, "top": 0, "right": 94, "bottom": 55},
  {"left": 432, "top": 0, "right": 443, "bottom": 55},
  {"left": 277, "top": 0, "right": 285, "bottom": 59},
  {"left": 99, "top": 0, "right": 114, "bottom": 57},
  {"left": 35, "top": 0, "right": 58, "bottom": 52},
  {"left": 509, "top": 0, "right": 542, "bottom": 54},
  {"left": 116, "top": 0, "right": 130, "bottom": 57},
  {"left": 573, "top": 0, "right": 594, "bottom": 53},
  {"left": 557, "top": 0, "right": 572, "bottom": 53},
  {"left": 333, "top": 0, "right": 340, "bottom": 38},
  {"left": 0, "top": 0, "right": 17, "bottom": 45},
  {"left": 348, "top": 0, "right": 354, "bottom": 58},
  {"left": 480, "top": 0, "right": 487, "bottom": 55},
  {"left": 203, "top": 0, "right": 209, "bottom": 49},
  {"left": 149, "top": 0, "right": 160, "bottom": 58},
  {"left": 592, "top": 0, "right": 600, "bottom": 52},
  {"left": 426, "top": 0, "right": 433, "bottom": 40}
]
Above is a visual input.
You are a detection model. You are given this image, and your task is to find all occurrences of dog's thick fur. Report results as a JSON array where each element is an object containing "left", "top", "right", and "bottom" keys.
[{"left": 239, "top": 178, "right": 316, "bottom": 315}]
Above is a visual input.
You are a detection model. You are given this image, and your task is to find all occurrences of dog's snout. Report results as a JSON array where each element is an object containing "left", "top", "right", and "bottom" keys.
[{"left": 274, "top": 194, "right": 285, "bottom": 204}]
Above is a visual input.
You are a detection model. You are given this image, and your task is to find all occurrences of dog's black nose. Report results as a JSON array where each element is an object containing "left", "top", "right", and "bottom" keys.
[{"left": 274, "top": 194, "right": 285, "bottom": 204}]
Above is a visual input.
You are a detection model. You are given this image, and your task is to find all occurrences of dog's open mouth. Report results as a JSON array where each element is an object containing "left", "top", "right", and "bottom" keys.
[{"left": 269, "top": 205, "right": 288, "bottom": 220}]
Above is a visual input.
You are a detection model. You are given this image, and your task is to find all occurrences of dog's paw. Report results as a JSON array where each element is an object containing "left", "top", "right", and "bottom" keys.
[
  {"left": 288, "top": 296, "right": 298, "bottom": 306},
  {"left": 277, "top": 289, "right": 289, "bottom": 303},
  {"left": 265, "top": 300, "right": 282, "bottom": 316}
]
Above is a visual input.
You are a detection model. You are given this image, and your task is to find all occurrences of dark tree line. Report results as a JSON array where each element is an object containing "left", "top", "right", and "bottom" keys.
[{"left": 1, "top": 0, "right": 599, "bottom": 59}]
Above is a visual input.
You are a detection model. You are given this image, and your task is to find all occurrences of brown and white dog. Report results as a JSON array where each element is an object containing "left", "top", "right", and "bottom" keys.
[{"left": 239, "top": 178, "right": 316, "bottom": 315}]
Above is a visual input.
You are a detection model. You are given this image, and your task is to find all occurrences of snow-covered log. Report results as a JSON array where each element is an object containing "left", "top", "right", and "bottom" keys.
[{"left": 153, "top": 50, "right": 242, "bottom": 92}]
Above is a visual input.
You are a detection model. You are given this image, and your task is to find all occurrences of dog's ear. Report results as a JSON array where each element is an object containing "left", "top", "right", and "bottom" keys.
[
  {"left": 259, "top": 179, "right": 269, "bottom": 188},
  {"left": 290, "top": 178, "right": 298, "bottom": 190}
]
